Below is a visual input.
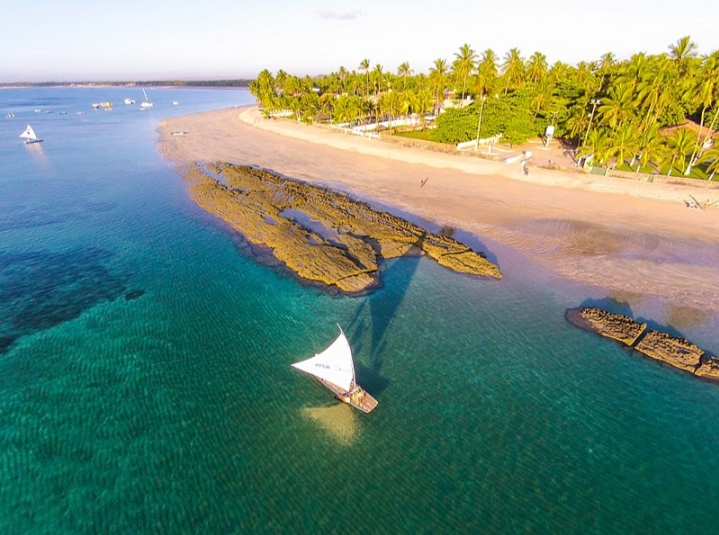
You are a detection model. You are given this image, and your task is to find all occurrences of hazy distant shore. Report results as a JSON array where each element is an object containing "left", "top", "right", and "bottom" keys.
[{"left": 158, "top": 105, "right": 719, "bottom": 314}]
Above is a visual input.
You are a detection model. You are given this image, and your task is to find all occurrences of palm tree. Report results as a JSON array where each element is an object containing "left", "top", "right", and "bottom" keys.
[
  {"left": 598, "top": 84, "right": 636, "bottom": 129},
  {"left": 337, "top": 66, "right": 349, "bottom": 93},
  {"left": 413, "top": 72, "right": 428, "bottom": 92},
  {"left": 380, "top": 90, "right": 402, "bottom": 125},
  {"left": 684, "top": 51, "right": 719, "bottom": 174},
  {"left": 501, "top": 48, "right": 524, "bottom": 94},
  {"left": 547, "top": 61, "right": 570, "bottom": 85},
  {"left": 604, "top": 123, "right": 639, "bottom": 169},
  {"left": 334, "top": 94, "right": 350, "bottom": 124},
  {"left": 636, "top": 56, "right": 673, "bottom": 131},
  {"left": 565, "top": 105, "right": 590, "bottom": 142},
  {"left": 633, "top": 122, "right": 663, "bottom": 172},
  {"left": 429, "top": 58, "right": 449, "bottom": 115},
  {"left": 574, "top": 61, "right": 597, "bottom": 94},
  {"left": 479, "top": 49, "right": 499, "bottom": 79},
  {"left": 319, "top": 92, "right": 336, "bottom": 121},
  {"left": 452, "top": 43, "right": 477, "bottom": 100},
  {"left": 698, "top": 146, "right": 719, "bottom": 180},
  {"left": 474, "top": 49, "right": 499, "bottom": 96},
  {"left": 346, "top": 74, "right": 363, "bottom": 97},
  {"left": 413, "top": 89, "right": 433, "bottom": 125},
  {"left": 663, "top": 128, "right": 694, "bottom": 175},
  {"left": 275, "top": 70, "right": 289, "bottom": 94},
  {"left": 397, "top": 62, "right": 413, "bottom": 91},
  {"left": 531, "top": 78, "right": 554, "bottom": 115},
  {"left": 579, "top": 128, "right": 609, "bottom": 165},
  {"left": 371, "top": 64, "right": 384, "bottom": 94},
  {"left": 359, "top": 59, "right": 370, "bottom": 95},
  {"left": 617, "top": 53, "right": 649, "bottom": 91},
  {"left": 526, "top": 52, "right": 548, "bottom": 84},
  {"left": 249, "top": 69, "right": 276, "bottom": 110},
  {"left": 300, "top": 92, "right": 320, "bottom": 122},
  {"left": 669, "top": 35, "right": 698, "bottom": 76},
  {"left": 399, "top": 88, "right": 415, "bottom": 118},
  {"left": 596, "top": 52, "right": 616, "bottom": 91}
]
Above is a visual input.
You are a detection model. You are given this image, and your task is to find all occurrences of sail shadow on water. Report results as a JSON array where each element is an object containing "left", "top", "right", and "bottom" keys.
[{"left": 346, "top": 236, "right": 425, "bottom": 396}]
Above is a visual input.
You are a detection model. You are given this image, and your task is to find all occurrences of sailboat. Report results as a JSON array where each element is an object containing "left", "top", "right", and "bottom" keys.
[
  {"left": 140, "top": 88, "right": 153, "bottom": 110},
  {"left": 19, "top": 125, "right": 42, "bottom": 144},
  {"left": 292, "top": 325, "right": 378, "bottom": 413}
]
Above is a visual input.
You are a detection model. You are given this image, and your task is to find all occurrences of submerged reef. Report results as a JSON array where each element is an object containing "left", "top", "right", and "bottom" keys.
[{"left": 185, "top": 162, "right": 501, "bottom": 294}]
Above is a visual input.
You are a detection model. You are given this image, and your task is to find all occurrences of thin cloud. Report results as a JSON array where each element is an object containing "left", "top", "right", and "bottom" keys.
[{"left": 318, "top": 10, "right": 361, "bottom": 20}]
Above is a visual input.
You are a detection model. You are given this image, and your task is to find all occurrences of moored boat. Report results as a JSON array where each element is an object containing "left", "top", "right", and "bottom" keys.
[{"left": 140, "top": 88, "right": 153, "bottom": 110}]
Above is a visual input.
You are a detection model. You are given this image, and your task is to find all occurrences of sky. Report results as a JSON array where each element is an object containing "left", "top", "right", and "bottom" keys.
[{"left": 2, "top": 0, "right": 718, "bottom": 83}]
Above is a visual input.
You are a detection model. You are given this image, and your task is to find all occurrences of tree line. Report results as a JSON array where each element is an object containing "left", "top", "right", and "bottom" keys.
[{"left": 249, "top": 37, "right": 719, "bottom": 179}]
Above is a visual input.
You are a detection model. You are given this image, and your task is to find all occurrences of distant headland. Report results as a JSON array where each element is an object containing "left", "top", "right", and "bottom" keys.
[{"left": 0, "top": 79, "right": 252, "bottom": 89}]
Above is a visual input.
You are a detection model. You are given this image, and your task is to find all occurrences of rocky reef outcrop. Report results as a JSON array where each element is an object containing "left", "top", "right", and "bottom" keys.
[
  {"left": 565, "top": 307, "right": 646, "bottom": 346},
  {"left": 185, "top": 162, "right": 501, "bottom": 294},
  {"left": 634, "top": 329, "right": 705, "bottom": 373},
  {"left": 566, "top": 307, "right": 718, "bottom": 381}
]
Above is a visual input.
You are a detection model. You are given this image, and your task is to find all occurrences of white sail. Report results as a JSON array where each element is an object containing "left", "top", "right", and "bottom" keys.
[
  {"left": 292, "top": 328, "right": 355, "bottom": 392},
  {"left": 19, "top": 125, "right": 38, "bottom": 141}
]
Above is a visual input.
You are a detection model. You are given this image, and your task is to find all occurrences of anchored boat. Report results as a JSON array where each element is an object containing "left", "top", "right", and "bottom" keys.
[
  {"left": 292, "top": 325, "right": 378, "bottom": 413},
  {"left": 140, "top": 88, "right": 153, "bottom": 110}
]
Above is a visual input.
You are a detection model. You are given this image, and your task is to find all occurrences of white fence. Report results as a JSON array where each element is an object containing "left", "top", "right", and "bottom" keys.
[
  {"left": 456, "top": 134, "right": 503, "bottom": 152},
  {"left": 330, "top": 116, "right": 431, "bottom": 140}
]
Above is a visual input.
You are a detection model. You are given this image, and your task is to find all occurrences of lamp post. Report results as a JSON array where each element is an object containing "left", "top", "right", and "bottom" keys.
[
  {"left": 582, "top": 98, "right": 601, "bottom": 148},
  {"left": 474, "top": 94, "right": 487, "bottom": 151}
]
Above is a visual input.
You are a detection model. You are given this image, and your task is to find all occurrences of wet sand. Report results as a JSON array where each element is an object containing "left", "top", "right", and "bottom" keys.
[{"left": 158, "top": 106, "right": 719, "bottom": 314}]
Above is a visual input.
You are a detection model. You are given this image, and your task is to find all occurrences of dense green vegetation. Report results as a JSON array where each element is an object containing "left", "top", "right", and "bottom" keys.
[{"left": 250, "top": 37, "right": 719, "bottom": 179}]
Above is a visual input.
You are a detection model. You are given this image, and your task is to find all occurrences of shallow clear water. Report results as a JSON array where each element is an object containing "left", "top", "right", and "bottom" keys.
[{"left": 2, "top": 87, "right": 719, "bottom": 533}]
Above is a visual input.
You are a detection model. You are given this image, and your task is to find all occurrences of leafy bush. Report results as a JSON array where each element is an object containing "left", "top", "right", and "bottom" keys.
[{"left": 431, "top": 90, "right": 547, "bottom": 145}]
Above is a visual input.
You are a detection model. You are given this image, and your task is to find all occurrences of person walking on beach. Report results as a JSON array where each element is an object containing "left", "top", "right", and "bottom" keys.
[{"left": 521, "top": 160, "right": 529, "bottom": 176}]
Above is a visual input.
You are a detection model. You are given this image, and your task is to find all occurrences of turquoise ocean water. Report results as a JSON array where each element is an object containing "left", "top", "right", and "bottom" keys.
[{"left": 2, "top": 87, "right": 719, "bottom": 533}]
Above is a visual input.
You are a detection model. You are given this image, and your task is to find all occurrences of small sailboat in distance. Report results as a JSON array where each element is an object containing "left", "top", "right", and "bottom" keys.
[
  {"left": 19, "top": 124, "right": 42, "bottom": 144},
  {"left": 140, "top": 88, "right": 153, "bottom": 110},
  {"left": 292, "top": 325, "right": 378, "bottom": 413}
]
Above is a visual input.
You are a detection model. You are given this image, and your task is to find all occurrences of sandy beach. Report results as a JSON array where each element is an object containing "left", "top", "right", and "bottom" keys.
[{"left": 158, "top": 106, "right": 719, "bottom": 314}]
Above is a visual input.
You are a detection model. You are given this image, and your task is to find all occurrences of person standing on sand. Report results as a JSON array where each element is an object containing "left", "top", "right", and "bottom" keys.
[{"left": 521, "top": 160, "right": 528, "bottom": 176}]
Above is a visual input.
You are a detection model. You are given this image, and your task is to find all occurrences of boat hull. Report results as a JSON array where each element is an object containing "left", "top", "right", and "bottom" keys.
[{"left": 318, "top": 378, "right": 378, "bottom": 413}]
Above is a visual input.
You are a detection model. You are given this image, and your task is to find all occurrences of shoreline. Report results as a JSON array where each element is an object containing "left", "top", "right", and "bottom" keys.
[{"left": 158, "top": 105, "right": 719, "bottom": 316}]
